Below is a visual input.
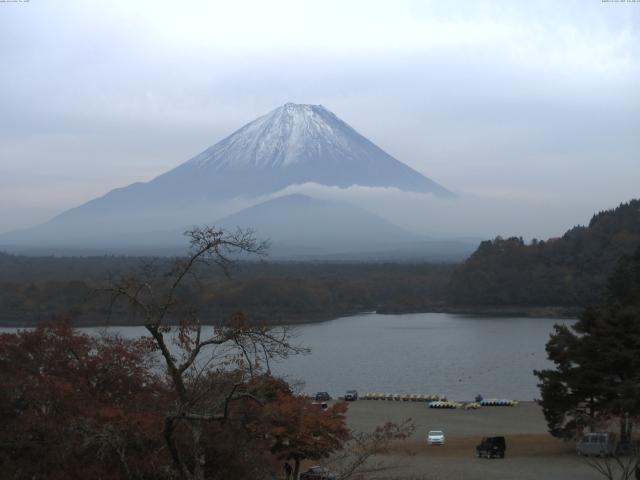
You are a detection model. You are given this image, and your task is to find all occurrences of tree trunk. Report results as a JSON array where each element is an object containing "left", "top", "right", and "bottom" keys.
[
  {"left": 164, "top": 417, "right": 191, "bottom": 480},
  {"left": 619, "top": 412, "right": 631, "bottom": 444},
  {"left": 192, "top": 419, "right": 206, "bottom": 480},
  {"left": 293, "top": 458, "right": 301, "bottom": 480}
]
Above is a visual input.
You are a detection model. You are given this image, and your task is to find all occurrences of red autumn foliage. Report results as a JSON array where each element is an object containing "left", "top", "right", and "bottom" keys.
[
  {"left": 0, "top": 321, "right": 338, "bottom": 480},
  {"left": 0, "top": 320, "right": 409, "bottom": 480},
  {"left": 0, "top": 320, "right": 168, "bottom": 480}
]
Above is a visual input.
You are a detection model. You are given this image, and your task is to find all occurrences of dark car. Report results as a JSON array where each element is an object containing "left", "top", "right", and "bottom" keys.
[
  {"left": 345, "top": 390, "right": 358, "bottom": 401},
  {"left": 299, "top": 466, "right": 337, "bottom": 480},
  {"left": 476, "top": 436, "right": 506, "bottom": 458},
  {"left": 315, "top": 392, "right": 331, "bottom": 402}
]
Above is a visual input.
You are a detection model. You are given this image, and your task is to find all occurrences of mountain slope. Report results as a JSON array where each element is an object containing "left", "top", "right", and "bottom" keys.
[
  {"left": 1, "top": 103, "right": 453, "bottom": 249},
  {"left": 174, "top": 103, "right": 452, "bottom": 195},
  {"left": 55, "top": 103, "right": 452, "bottom": 217},
  {"left": 214, "top": 193, "right": 421, "bottom": 255}
]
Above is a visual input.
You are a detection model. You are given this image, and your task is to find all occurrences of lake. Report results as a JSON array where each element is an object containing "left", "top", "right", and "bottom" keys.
[
  {"left": 1, "top": 313, "right": 573, "bottom": 401},
  {"left": 269, "top": 313, "right": 572, "bottom": 401}
]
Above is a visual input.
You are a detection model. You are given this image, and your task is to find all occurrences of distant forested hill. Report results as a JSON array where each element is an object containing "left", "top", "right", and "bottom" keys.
[
  {"left": 0, "top": 255, "right": 453, "bottom": 326},
  {"left": 448, "top": 199, "right": 640, "bottom": 308}
]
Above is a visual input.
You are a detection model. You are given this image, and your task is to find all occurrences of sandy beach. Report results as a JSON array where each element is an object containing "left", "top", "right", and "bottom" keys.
[{"left": 345, "top": 400, "right": 607, "bottom": 480}]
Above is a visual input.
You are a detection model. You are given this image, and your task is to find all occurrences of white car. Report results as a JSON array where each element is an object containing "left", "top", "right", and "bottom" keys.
[{"left": 427, "top": 430, "right": 445, "bottom": 445}]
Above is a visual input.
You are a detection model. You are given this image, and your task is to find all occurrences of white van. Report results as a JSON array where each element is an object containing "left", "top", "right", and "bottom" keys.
[{"left": 576, "top": 432, "right": 616, "bottom": 457}]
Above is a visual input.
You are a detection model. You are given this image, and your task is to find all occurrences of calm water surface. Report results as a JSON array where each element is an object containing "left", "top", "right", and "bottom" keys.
[
  {"left": 2, "top": 313, "right": 573, "bottom": 401},
  {"left": 269, "top": 313, "right": 573, "bottom": 401}
]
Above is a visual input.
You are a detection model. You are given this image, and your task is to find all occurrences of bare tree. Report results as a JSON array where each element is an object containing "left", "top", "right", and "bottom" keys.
[
  {"left": 584, "top": 449, "right": 639, "bottom": 480},
  {"left": 325, "top": 419, "right": 415, "bottom": 480},
  {"left": 104, "top": 226, "right": 305, "bottom": 480},
  {"left": 583, "top": 427, "right": 639, "bottom": 480}
]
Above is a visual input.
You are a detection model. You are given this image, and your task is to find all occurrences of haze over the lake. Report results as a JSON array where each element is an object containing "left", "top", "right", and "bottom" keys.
[{"left": 1, "top": 0, "right": 639, "bottom": 239}]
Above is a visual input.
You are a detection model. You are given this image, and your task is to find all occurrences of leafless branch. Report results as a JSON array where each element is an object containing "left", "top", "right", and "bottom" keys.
[{"left": 99, "top": 226, "right": 297, "bottom": 480}]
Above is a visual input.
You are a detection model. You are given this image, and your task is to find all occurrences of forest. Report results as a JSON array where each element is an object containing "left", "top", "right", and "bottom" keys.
[
  {"left": 0, "top": 254, "right": 453, "bottom": 326},
  {"left": 447, "top": 199, "right": 640, "bottom": 309}
]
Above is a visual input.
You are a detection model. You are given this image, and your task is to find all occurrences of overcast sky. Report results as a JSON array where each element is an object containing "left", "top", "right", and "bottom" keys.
[{"left": 1, "top": 0, "right": 639, "bottom": 236}]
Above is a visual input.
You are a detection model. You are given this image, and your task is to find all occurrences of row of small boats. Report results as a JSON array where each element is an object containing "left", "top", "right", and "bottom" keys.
[
  {"left": 427, "top": 399, "right": 519, "bottom": 408},
  {"left": 362, "top": 393, "right": 447, "bottom": 401},
  {"left": 479, "top": 399, "right": 519, "bottom": 407},
  {"left": 361, "top": 393, "right": 519, "bottom": 408}
]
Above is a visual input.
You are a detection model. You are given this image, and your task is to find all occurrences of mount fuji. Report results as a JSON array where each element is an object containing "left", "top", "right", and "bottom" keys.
[{"left": 1, "top": 103, "right": 456, "bottom": 254}]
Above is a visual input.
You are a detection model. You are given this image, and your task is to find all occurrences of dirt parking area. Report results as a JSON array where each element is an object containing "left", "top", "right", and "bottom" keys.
[{"left": 344, "top": 400, "right": 607, "bottom": 480}]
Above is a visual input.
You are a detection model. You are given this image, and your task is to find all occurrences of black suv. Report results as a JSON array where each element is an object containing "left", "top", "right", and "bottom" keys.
[
  {"left": 476, "top": 436, "right": 506, "bottom": 458},
  {"left": 315, "top": 392, "right": 331, "bottom": 402}
]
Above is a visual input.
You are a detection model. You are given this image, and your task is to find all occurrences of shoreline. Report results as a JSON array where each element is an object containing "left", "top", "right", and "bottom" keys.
[
  {"left": 413, "top": 305, "right": 581, "bottom": 319},
  {"left": 0, "top": 305, "right": 580, "bottom": 328}
]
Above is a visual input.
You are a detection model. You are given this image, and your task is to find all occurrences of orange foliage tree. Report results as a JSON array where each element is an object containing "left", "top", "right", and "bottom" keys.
[{"left": 261, "top": 394, "right": 350, "bottom": 479}]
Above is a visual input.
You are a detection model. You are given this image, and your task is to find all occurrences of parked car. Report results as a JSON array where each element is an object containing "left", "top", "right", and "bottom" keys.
[
  {"left": 427, "top": 430, "right": 445, "bottom": 445},
  {"left": 315, "top": 392, "right": 331, "bottom": 402},
  {"left": 576, "top": 432, "right": 616, "bottom": 457},
  {"left": 299, "top": 466, "right": 337, "bottom": 480},
  {"left": 345, "top": 390, "right": 358, "bottom": 401},
  {"left": 476, "top": 436, "right": 506, "bottom": 458}
]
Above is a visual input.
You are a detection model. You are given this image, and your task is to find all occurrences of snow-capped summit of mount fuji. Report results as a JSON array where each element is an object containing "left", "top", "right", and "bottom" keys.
[
  {"left": 160, "top": 102, "right": 453, "bottom": 198},
  {"left": 188, "top": 103, "right": 345, "bottom": 169}
]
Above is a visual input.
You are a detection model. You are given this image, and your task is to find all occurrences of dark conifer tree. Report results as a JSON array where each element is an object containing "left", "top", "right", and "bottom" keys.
[{"left": 535, "top": 245, "right": 640, "bottom": 441}]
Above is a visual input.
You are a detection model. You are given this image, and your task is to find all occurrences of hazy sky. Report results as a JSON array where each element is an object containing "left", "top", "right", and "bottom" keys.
[{"left": 1, "top": 0, "right": 639, "bottom": 237}]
